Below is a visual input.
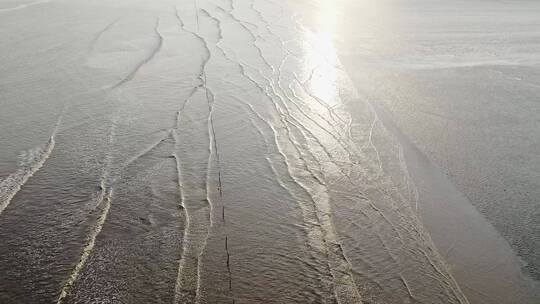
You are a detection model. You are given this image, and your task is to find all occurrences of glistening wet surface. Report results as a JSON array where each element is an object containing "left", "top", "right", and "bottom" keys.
[{"left": 0, "top": 0, "right": 538, "bottom": 303}]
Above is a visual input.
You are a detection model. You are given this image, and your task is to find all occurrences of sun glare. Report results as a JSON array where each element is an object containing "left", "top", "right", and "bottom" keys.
[{"left": 301, "top": 0, "right": 341, "bottom": 109}]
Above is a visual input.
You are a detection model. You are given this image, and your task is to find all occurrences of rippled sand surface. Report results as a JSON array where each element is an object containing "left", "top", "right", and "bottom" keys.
[{"left": 0, "top": 0, "right": 538, "bottom": 303}]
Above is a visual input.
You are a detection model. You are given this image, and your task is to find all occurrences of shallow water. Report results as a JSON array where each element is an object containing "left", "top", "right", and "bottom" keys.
[
  {"left": 0, "top": 0, "right": 538, "bottom": 303},
  {"left": 303, "top": 0, "right": 540, "bottom": 302}
]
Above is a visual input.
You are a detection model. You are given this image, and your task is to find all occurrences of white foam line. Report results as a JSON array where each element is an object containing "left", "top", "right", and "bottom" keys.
[
  {"left": 172, "top": 148, "right": 189, "bottom": 304},
  {"left": 0, "top": 0, "right": 50, "bottom": 13},
  {"left": 368, "top": 116, "right": 383, "bottom": 172},
  {"left": 0, "top": 109, "right": 63, "bottom": 216},
  {"left": 0, "top": 137, "right": 54, "bottom": 215},
  {"left": 56, "top": 188, "right": 112, "bottom": 304}
]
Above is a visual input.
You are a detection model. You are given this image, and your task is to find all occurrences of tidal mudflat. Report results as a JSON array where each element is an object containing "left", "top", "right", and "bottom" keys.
[{"left": 0, "top": 0, "right": 539, "bottom": 303}]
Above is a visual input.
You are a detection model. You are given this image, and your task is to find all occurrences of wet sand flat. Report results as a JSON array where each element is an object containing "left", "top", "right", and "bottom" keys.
[{"left": 0, "top": 0, "right": 539, "bottom": 303}]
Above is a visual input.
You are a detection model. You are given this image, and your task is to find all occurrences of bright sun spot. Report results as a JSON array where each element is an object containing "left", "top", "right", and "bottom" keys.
[{"left": 301, "top": 0, "right": 340, "bottom": 109}]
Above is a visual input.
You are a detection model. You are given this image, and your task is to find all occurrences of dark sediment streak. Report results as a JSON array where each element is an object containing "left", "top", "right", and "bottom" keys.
[{"left": 110, "top": 17, "right": 163, "bottom": 89}]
